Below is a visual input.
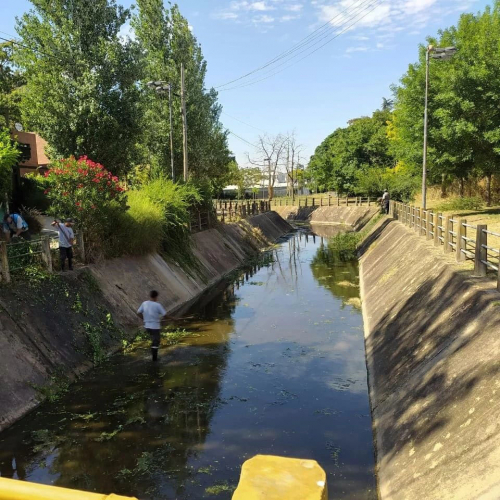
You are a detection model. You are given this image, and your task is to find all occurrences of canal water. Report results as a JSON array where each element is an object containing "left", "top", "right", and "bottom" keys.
[{"left": 0, "top": 227, "right": 376, "bottom": 499}]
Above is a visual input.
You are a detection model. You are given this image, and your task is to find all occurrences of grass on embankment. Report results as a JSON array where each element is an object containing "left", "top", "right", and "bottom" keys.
[{"left": 327, "top": 213, "right": 384, "bottom": 260}]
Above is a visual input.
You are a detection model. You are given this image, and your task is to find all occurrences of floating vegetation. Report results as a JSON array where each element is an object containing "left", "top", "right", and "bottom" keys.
[
  {"left": 205, "top": 481, "right": 236, "bottom": 496},
  {"left": 326, "top": 441, "right": 341, "bottom": 467}
]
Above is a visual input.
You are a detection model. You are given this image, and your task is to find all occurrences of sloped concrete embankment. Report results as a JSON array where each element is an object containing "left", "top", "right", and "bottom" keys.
[
  {"left": 274, "top": 205, "right": 377, "bottom": 229},
  {"left": 360, "top": 219, "right": 500, "bottom": 500},
  {"left": 90, "top": 211, "right": 291, "bottom": 329},
  {"left": 0, "top": 211, "right": 292, "bottom": 432}
]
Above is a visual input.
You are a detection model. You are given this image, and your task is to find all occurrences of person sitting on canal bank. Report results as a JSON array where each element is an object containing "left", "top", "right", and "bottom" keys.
[
  {"left": 51, "top": 218, "right": 75, "bottom": 271},
  {"left": 137, "top": 290, "right": 168, "bottom": 362},
  {"left": 3, "top": 213, "right": 30, "bottom": 242},
  {"left": 381, "top": 189, "right": 390, "bottom": 214}
]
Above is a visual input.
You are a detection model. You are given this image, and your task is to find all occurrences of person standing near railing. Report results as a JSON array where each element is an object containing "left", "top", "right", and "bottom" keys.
[
  {"left": 51, "top": 218, "right": 74, "bottom": 271},
  {"left": 382, "top": 189, "right": 390, "bottom": 214},
  {"left": 3, "top": 213, "right": 30, "bottom": 242}
]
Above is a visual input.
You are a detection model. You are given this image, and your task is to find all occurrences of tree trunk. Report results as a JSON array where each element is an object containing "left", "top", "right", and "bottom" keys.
[
  {"left": 486, "top": 174, "right": 492, "bottom": 206},
  {"left": 459, "top": 178, "right": 464, "bottom": 197},
  {"left": 441, "top": 174, "right": 447, "bottom": 198}
]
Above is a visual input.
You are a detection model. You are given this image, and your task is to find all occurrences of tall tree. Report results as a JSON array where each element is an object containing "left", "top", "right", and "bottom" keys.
[
  {"left": 391, "top": 1, "right": 500, "bottom": 204},
  {"left": 0, "top": 42, "right": 24, "bottom": 129},
  {"left": 14, "top": 0, "right": 141, "bottom": 175},
  {"left": 308, "top": 109, "right": 394, "bottom": 195},
  {"left": 248, "top": 134, "right": 287, "bottom": 200},
  {"left": 133, "top": 1, "right": 232, "bottom": 187}
]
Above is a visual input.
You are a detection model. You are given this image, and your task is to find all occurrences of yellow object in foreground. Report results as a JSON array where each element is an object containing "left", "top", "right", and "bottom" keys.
[
  {"left": 232, "top": 455, "right": 328, "bottom": 500},
  {"left": 0, "top": 478, "right": 137, "bottom": 500}
]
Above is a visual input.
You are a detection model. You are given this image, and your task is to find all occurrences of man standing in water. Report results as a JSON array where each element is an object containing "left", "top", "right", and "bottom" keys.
[{"left": 137, "top": 290, "right": 167, "bottom": 361}]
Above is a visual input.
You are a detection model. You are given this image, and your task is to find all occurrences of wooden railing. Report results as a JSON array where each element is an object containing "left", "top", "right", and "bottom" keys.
[
  {"left": 214, "top": 196, "right": 375, "bottom": 209},
  {"left": 391, "top": 201, "right": 500, "bottom": 291},
  {"left": 209, "top": 200, "right": 272, "bottom": 224},
  {"left": 272, "top": 196, "right": 374, "bottom": 207}
]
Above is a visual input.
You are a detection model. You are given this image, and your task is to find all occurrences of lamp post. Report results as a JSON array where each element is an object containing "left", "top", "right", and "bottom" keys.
[
  {"left": 422, "top": 45, "right": 457, "bottom": 209},
  {"left": 147, "top": 80, "right": 175, "bottom": 182}
]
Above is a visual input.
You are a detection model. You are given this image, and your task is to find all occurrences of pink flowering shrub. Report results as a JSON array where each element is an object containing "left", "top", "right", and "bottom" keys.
[{"left": 43, "top": 156, "right": 127, "bottom": 259}]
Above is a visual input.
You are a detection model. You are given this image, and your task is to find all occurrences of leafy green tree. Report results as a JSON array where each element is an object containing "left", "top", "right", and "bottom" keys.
[
  {"left": 14, "top": 0, "right": 141, "bottom": 175},
  {"left": 391, "top": 1, "right": 500, "bottom": 204},
  {"left": 0, "top": 127, "right": 20, "bottom": 201},
  {"left": 308, "top": 109, "right": 394, "bottom": 195},
  {"left": 133, "top": 1, "right": 232, "bottom": 188},
  {"left": 0, "top": 42, "right": 24, "bottom": 129}
]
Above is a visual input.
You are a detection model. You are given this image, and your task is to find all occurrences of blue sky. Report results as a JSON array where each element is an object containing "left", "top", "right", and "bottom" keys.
[{"left": 0, "top": 0, "right": 492, "bottom": 167}]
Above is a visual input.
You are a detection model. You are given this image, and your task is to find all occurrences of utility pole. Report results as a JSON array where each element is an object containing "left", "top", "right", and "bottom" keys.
[
  {"left": 181, "top": 63, "right": 188, "bottom": 182},
  {"left": 168, "top": 84, "right": 175, "bottom": 182},
  {"left": 422, "top": 46, "right": 430, "bottom": 210}
]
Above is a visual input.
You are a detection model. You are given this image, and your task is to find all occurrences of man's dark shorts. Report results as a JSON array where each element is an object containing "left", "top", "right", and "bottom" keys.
[
  {"left": 146, "top": 328, "right": 161, "bottom": 348},
  {"left": 60, "top": 246, "right": 73, "bottom": 260}
]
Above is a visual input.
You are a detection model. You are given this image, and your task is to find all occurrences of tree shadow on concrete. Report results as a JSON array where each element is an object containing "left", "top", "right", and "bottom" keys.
[{"left": 367, "top": 266, "right": 500, "bottom": 470}]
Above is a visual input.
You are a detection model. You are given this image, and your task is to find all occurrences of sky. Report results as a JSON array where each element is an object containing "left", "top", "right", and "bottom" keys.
[{"left": 0, "top": 0, "right": 493, "bottom": 168}]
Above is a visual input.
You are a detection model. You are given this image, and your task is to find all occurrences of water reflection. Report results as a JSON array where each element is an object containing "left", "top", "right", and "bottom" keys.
[{"left": 0, "top": 229, "right": 376, "bottom": 500}]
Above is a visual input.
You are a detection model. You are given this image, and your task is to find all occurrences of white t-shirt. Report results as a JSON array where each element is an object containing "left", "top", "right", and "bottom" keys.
[
  {"left": 137, "top": 300, "right": 167, "bottom": 329},
  {"left": 57, "top": 224, "right": 74, "bottom": 248}
]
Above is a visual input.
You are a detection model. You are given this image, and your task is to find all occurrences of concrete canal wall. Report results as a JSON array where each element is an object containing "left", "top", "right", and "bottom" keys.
[
  {"left": 274, "top": 205, "right": 377, "bottom": 229},
  {"left": 360, "top": 218, "right": 500, "bottom": 500},
  {"left": 0, "top": 212, "right": 292, "bottom": 432}
]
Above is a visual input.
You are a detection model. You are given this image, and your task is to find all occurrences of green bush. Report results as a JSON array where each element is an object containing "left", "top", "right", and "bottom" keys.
[
  {"left": 111, "top": 190, "right": 164, "bottom": 256},
  {"left": 111, "top": 178, "right": 205, "bottom": 265},
  {"left": 139, "top": 178, "right": 202, "bottom": 257},
  {"left": 433, "top": 196, "right": 484, "bottom": 212}
]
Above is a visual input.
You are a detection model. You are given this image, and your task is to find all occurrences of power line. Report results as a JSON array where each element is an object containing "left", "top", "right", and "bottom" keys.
[
  {"left": 216, "top": 0, "right": 379, "bottom": 90},
  {"left": 219, "top": 0, "right": 382, "bottom": 92},
  {"left": 220, "top": 0, "right": 381, "bottom": 91},
  {"left": 228, "top": 130, "right": 258, "bottom": 148},
  {"left": 222, "top": 111, "right": 267, "bottom": 133}
]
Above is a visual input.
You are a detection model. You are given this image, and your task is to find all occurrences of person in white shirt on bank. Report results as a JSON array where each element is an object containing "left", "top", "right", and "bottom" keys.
[
  {"left": 137, "top": 290, "right": 168, "bottom": 361},
  {"left": 51, "top": 218, "right": 75, "bottom": 271}
]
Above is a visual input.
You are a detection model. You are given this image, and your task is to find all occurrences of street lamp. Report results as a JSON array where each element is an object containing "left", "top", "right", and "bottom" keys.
[
  {"left": 422, "top": 46, "right": 457, "bottom": 210},
  {"left": 147, "top": 80, "right": 175, "bottom": 182}
]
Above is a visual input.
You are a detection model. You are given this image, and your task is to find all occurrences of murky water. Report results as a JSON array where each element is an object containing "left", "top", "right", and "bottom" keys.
[{"left": 0, "top": 228, "right": 376, "bottom": 499}]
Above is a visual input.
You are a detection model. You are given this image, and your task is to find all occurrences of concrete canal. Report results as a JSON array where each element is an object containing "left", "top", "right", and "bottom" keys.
[{"left": 0, "top": 227, "right": 376, "bottom": 499}]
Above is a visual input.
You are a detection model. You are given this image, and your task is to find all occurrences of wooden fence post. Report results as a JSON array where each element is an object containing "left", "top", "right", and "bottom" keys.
[
  {"left": 346, "top": 196, "right": 349, "bottom": 206},
  {"left": 443, "top": 216, "right": 451, "bottom": 253},
  {"left": 41, "top": 236, "right": 53, "bottom": 273},
  {"left": 456, "top": 218, "right": 466, "bottom": 262},
  {"left": 305, "top": 197, "right": 308, "bottom": 207},
  {"left": 427, "top": 212, "right": 434, "bottom": 241},
  {"left": 337, "top": 196, "right": 340, "bottom": 207},
  {"left": 0, "top": 242, "right": 10, "bottom": 283},
  {"left": 434, "top": 213, "right": 441, "bottom": 246},
  {"left": 474, "top": 225, "right": 487, "bottom": 276},
  {"left": 368, "top": 196, "right": 371, "bottom": 207}
]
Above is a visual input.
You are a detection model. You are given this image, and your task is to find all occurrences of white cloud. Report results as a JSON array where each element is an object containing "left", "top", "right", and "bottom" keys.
[
  {"left": 313, "top": 0, "right": 480, "bottom": 53},
  {"left": 215, "top": 0, "right": 303, "bottom": 25},
  {"left": 253, "top": 14, "right": 275, "bottom": 23},
  {"left": 285, "top": 4, "right": 303, "bottom": 12},
  {"left": 281, "top": 14, "right": 299, "bottom": 21},
  {"left": 213, "top": 11, "right": 239, "bottom": 20},
  {"left": 346, "top": 46, "right": 367, "bottom": 53}
]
